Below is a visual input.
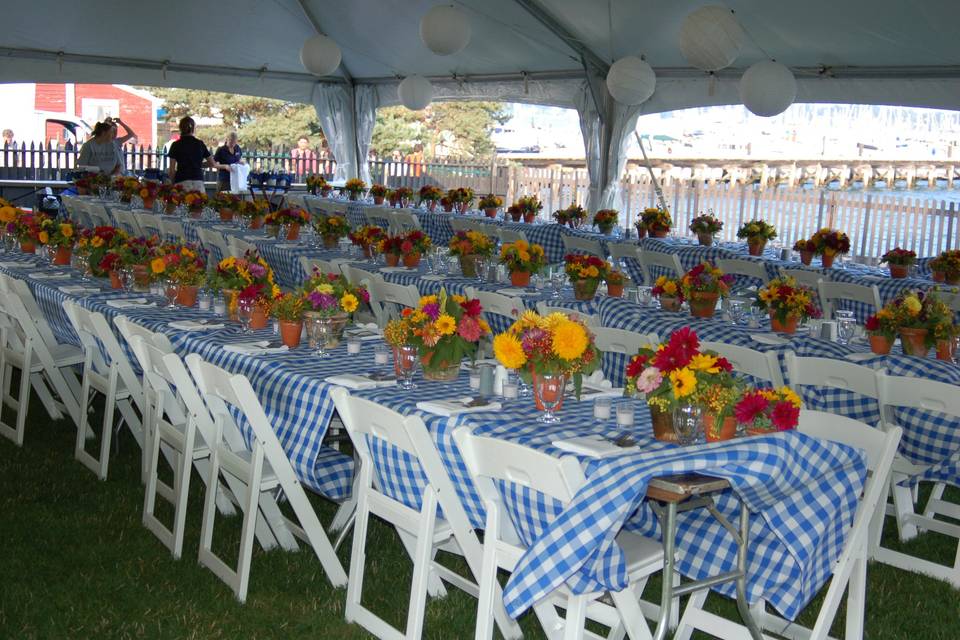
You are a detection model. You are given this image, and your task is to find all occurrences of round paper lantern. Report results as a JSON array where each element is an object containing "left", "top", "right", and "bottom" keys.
[
  {"left": 678, "top": 5, "right": 745, "bottom": 72},
  {"left": 740, "top": 60, "right": 797, "bottom": 117},
  {"left": 606, "top": 56, "right": 656, "bottom": 105},
  {"left": 300, "top": 34, "right": 342, "bottom": 76},
  {"left": 420, "top": 5, "right": 471, "bottom": 56},
  {"left": 398, "top": 75, "right": 434, "bottom": 111}
]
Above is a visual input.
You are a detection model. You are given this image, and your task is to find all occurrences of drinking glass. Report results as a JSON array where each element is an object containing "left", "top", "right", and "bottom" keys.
[
  {"left": 373, "top": 343, "right": 390, "bottom": 370},
  {"left": 728, "top": 299, "right": 745, "bottom": 325},
  {"left": 672, "top": 403, "right": 705, "bottom": 445},
  {"left": 162, "top": 278, "right": 179, "bottom": 309},
  {"left": 397, "top": 344, "right": 419, "bottom": 389},
  {"left": 474, "top": 257, "right": 487, "bottom": 282},
  {"left": 837, "top": 316, "right": 857, "bottom": 345},
  {"left": 550, "top": 267, "right": 565, "bottom": 299},
  {"left": 237, "top": 297, "right": 255, "bottom": 332},
  {"left": 119, "top": 267, "right": 135, "bottom": 292},
  {"left": 71, "top": 252, "right": 89, "bottom": 281},
  {"left": 593, "top": 397, "right": 612, "bottom": 421},
  {"left": 311, "top": 316, "right": 333, "bottom": 358},
  {"left": 2, "top": 233, "right": 14, "bottom": 253},
  {"left": 534, "top": 373, "right": 565, "bottom": 423}
]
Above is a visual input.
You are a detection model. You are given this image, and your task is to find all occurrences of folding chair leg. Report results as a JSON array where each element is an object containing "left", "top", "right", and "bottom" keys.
[
  {"left": 563, "top": 594, "right": 589, "bottom": 640},
  {"left": 844, "top": 551, "right": 867, "bottom": 640},
  {"left": 922, "top": 482, "right": 947, "bottom": 521},
  {"left": 398, "top": 529, "right": 447, "bottom": 599},
  {"left": 0, "top": 356, "right": 32, "bottom": 446},
  {"left": 345, "top": 484, "right": 372, "bottom": 626},
  {"left": 610, "top": 582, "right": 654, "bottom": 640},
  {"left": 474, "top": 525, "right": 500, "bottom": 640},
  {"left": 30, "top": 371, "right": 63, "bottom": 421},
  {"left": 405, "top": 490, "right": 439, "bottom": 640},
  {"left": 890, "top": 475, "right": 919, "bottom": 541},
  {"left": 673, "top": 588, "right": 709, "bottom": 640}
]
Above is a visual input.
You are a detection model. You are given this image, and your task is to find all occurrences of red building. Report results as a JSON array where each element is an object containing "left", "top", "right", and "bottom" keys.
[{"left": 32, "top": 83, "right": 159, "bottom": 147}]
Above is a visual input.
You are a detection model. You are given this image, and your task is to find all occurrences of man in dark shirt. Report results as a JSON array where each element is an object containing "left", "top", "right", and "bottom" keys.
[
  {"left": 166, "top": 116, "right": 227, "bottom": 191},
  {"left": 213, "top": 131, "right": 243, "bottom": 191}
]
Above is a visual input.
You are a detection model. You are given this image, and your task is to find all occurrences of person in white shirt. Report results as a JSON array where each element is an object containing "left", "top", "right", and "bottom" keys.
[{"left": 77, "top": 121, "right": 122, "bottom": 175}]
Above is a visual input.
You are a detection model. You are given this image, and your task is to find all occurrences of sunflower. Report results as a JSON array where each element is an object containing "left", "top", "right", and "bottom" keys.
[
  {"left": 37, "top": 231, "right": 49, "bottom": 244},
  {"left": 150, "top": 257, "right": 167, "bottom": 274},
  {"left": 551, "top": 319, "right": 589, "bottom": 361},
  {"left": 493, "top": 333, "right": 527, "bottom": 369},
  {"left": 435, "top": 314, "right": 456, "bottom": 336},
  {"left": 340, "top": 293, "right": 359, "bottom": 313},
  {"left": 688, "top": 353, "right": 720, "bottom": 373},
  {"left": 669, "top": 367, "right": 697, "bottom": 398}
]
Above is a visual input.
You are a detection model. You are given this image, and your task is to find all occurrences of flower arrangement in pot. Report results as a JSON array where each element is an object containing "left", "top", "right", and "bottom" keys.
[
  {"left": 240, "top": 198, "right": 270, "bottom": 229},
  {"left": 499, "top": 239, "right": 546, "bottom": 287},
  {"left": 264, "top": 207, "right": 310, "bottom": 240},
  {"left": 793, "top": 238, "right": 817, "bottom": 265},
  {"left": 864, "top": 306, "right": 898, "bottom": 355},
  {"left": 211, "top": 191, "right": 241, "bottom": 221},
  {"left": 880, "top": 248, "right": 916, "bottom": 279},
  {"left": 553, "top": 203, "right": 587, "bottom": 229},
  {"left": 391, "top": 186, "right": 413, "bottom": 208},
  {"left": 447, "top": 187, "right": 475, "bottom": 213},
  {"left": 888, "top": 289, "right": 956, "bottom": 358},
  {"left": 515, "top": 195, "right": 543, "bottom": 223},
  {"left": 114, "top": 176, "right": 141, "bottom": 203},
  {"left": 493, "top": 310, "right": 599, "bottom": 419},
  {"left": 679, "top": 262, "right": 733, "bottom": 319},
  {"left": 306, "top": 174, "right": 329, "bottom": 196},
  {"left": 753, "top": 275, "right": 820, "bottom": 334},
  {"left": 448, "top": 230, "right": 495, "bottom": 277},
  {"left": 78, "top": 226, "right": 126, "bottom": 281},
  {"left": 182, "top": 190, "right": 208, "bottom": 217},
  {"left": 208, "top": 251, "right": 279, "bottom": 326},
  {"left": 810, "top": 228, "right": 850, "bottom": 268},
  {"left": 379, "top": 230, "right": 432, "bottom": 268},
  {"left": 348, "top": 225, "right": 386, "bottom": 258},
  {"left": 418, "top": 185, "right": 443, "bottom": 210},
  {"left": 10, "top": 210, "right": 41, "bottom": 252},
  {"left": 652, "top": 275, "right": 684, "bottom": 311},
  {"left": 641, "top": 208, "right": 672, "bottom": 238},
  {"left": 593, "top": 209, "right": 618, "bottom": 235},
  {"left": 478, "top": 193, "right": 503, "bottom": 218},
  {"left": 737, "top": 219, "right": 777, "bottom": 256},
  {"left": 563, "top": 254, "right": 611, "bottom": 301},
  {"left": 270, "top": 292, "right": 306, "bottom": 348},
  {"left": 156, "top": 242, "right": 207, "bottom": 306},
  {"left": 72, "top": 172, "right": 97, "bottom": 195},
  {"left": 313, "top": 214, "right": 350, "bottom": 248},
  {"left": 688, "top": 213, "right": 723, "bottom": 246},
  {"left": 623, "top": 327, "right": 738, "bottom": 441},
  {"left": 733, "top": 386, "right": 802, "bottom": 436},
  {"left": 301, "top": 267, "right": 369, "bottom": 350},
  {"left": 605, "top": 270, "right": 627, "bottom": 297},
  {"left": 369, "top": 183, "right": 388, "bottom": 205},
  {"left": 344, "top": 178, "right": 367, "bottom": 201},
  {"left": 138, "top": 180, "right": 161, "bottom": 210},
  {"left": 929, "top": 249, "right": 960, "bottom": 284},
  {"left": 37, "top": 217, "right": 76, "bottom": 265},
  {"left": 386, "top": 288, "right": 491, "bottom": 381},
  {"left": 117, "top": 235, "right": 162, "bottom": 287},
  {"left": 159, "top": 183, "right": 184, "bottom": 213}
]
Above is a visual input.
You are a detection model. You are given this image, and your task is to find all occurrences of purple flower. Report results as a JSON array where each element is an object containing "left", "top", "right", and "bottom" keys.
[
  {"left": 422, "top": 302, "right": 441, "bottom": 320},
  {"left": 307, "top": 290, "right": 336, "bottom": 310},
  {"left": 248, "top": 263, "right": 266, "bottom": 279}
]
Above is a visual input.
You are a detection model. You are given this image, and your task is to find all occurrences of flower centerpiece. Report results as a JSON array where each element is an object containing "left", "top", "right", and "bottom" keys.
[
  {"left": 564, "top": 254, "right": 611, "bottom": 300},
  {"left": 239, "top": 198, "right": 270, "bottom": 229},
  {"left": 448, "top": 230, "right": 495, "bottom": 277},
  {"left": 387, "top": 289, "right": 491, "bottom": 381},
  {"left": 159, "top": 183, "right": 184, "bottom": 214},
  {"left": 640, "top": 208, "right": 672, "bottom": 238},
  {"left": 114, "top": 176, "right": 141, "bottom": 203},
  {"left": 754, "top": 275, "right": 820, "bottom": 333},
  {"left": 182, "top": 190, "right": 208, "bottom": 216},
  {"left": 553, "top": 204, "right": 587, "bottom": 229},
  {"left": 593, "top": 209, "right": 618, "bottom": 235},
  {"left": 809, "top": 228, "right": 851, "bottom": 268},
  {"left": 733, "top": 387, "right": 802, "bottom": 436},
  {"left": 680, "top": 262, "right": 733, "bottom": 318},
  {"left": 369, "top": 183, "right": 389, "bottom": 204},
  {"left": 493, "top": 310, "right": 599, "bottom": 416},
  {"left": 155, "top": 242, "right": 207, "bottom": 306},
  {"left": 264, "top": 207, "right": 310, "bottom": 240},
  {"left": 688, "top": 213, "right": 723, "bottom": 246},
  {"left": 793, "top": 238, "right": 818, "bottom": 265},
  {"left": 270, "top": 292, "right": 306, "bottom": 347},
  {"left": 391, "top": 186, "right": 413, "bottom": 208},
  {"left": 10, "top": 211, "right": 42, "bottom": 253},
  {"left": 880, "top": 248, "right": 917, "bottom": 279},
  {"left": 378, "top": 230, "right": 432, "bottom": 268},
  {"left": 116, "top": 235, "right": 161, "bottom": 287},
  {"left": 864, "top": 306, "right": 899, "bottom": 355},
  {"left": 652, "top": 275, "right": 684, "bottom": 311},
  {"left": 499, "top": 239, "right": 546, "bottom": 287},
  {"left": 208, "top": 251, "right": 279, "bottom": 327},
  {"left": 306, "top": 174, "right": 330, "bottom": 196},
  {"left": 37, "top": 217, "right": 76, "bottom": 265},
  {"left": 211, "top": 191, "right": 241, "bottom": 221},
  {"left": 138, "top": 180, "right": 161, "bottom": 209},
  {"left": 605, "top": 270, "right": 627, "bottom": 297},
  {"left": 887, "top": 290, "right": 957, "bottom": 358},
  {"left": 418, "top": 185, "right": 443, "bottom": 210},
  {"left": 515, "top": 195, "right": 543, "bottom": 223},
  {"left": 348, "top": 225, "right": 386, "bottom": 258},
  {"left": 623, "top": 327, "right": 739, "bottom": 441},
  {"left": 77, "top": 226, "right": 126, "bottom": 281},
  {"left": 313, "top": 214, "right": 350, "bottom": 248},
  {"left": 344, "top": 178, "right": 367, "bottom": 201},
  {"left": 72, "top": 172, "right": 97, "bottom": 195},
  {"left": 737, "top": 219, "right": 777, "bottom": 256},
  {"left": 301, "top": 268, "right": 369, "bottom": 349},
  {"left": 447, "top": 187, "right": 475, "bottom": 214},
  {"left": 929, "top": 249, "right": 960, "bottom": 284},
  {"left": 478, "top": 193, "right": 503, "bottom": 218}
]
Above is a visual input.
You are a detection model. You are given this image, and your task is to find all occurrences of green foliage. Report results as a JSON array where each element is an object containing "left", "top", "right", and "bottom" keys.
[{"left": 372, "top": 101, "right": 510, "bottom": 160}]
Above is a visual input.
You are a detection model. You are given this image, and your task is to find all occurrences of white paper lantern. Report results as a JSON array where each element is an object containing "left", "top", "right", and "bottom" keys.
[
  {"left": 678, "top": 5, "right": 745, "bottom": 72},
  {"left": 420, "top": 5, "right": 471, "bottom": 56},
  {"left": 398, "top": 75, "right": 433, "bottom": 111},
  {"left": 740, "top": 60, "right": 797, "bottom": 117},
  {"left": 606, "top": 56, "right": 656, "bottom": 106},
  {"left": 299, "top": 34, "right": 342, "bottom": 76}
]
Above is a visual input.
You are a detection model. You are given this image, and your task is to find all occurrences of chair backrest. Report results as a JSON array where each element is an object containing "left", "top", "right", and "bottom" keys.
[
  {"left": 228, "top": 236, "right": 256, "bottom": 259},
  {"left": 388, "top": 211, "right": 421, "bottom": 235},
  {"left": 86, "top": 202, "right": 112, "bottom": 227},
  {"left": 877, "top": 372, "right": 960, "bottom": 424},
  {"left": 300, "top": 256, "right": 337, "bottom": 282},
  {"left": 198, "top": 228, "right": 230, "bottom": 264},
  {"left": 497, "top": 227, "right": 528, "bottom": 245},
  {"left": 784, "top": 352, "right": 881, "bottom": 401},
  {"left": 468, "top": 288, "right": 524, "bottom": 327},
  {"left": 715, "top": 258, "right": 770, "bottom": 286},
  {"left": 61, "top": 195, "right": 81, "bottom": 219},
  {"left": 135, "top": 212, "right": 163, "bottom": 239},
  {"left": 934, "top": 289, "right": 960, "bottom": 313},
  {"left": 561, "top": 235, "right": 604, "bottom": 258},
  {"left": 700, "top": 340, "right": 785, "bottom": 387},
  {"left": 113, "top": 315, "right": 174, "bottom": 354},
  {"left": 340, "top": 264, "right": 383, "bottom": 289},
  {"left": 450, "top": 217, "right": 482, "bottom": 233},
  {"left": 817, "top": 280, "right": 881, "bottom": 320},
  {"left": 160, "top": 218, "right": 185, "bottom": 241},
  {"left": 0, "top": 273, "right": 58, "bottom": 346},
  {"left": 608, "top": 242, "right": 641, "bottom": 264},
  {"left": 364, "top": 207, "right": 392, "bottom": 228},
  {"left": 780, "top": 268, "right": 825, "bottom": 294},
  {"left": 637, "top": 249, "right": 684, "bottom": 284},
  {"left": 535, "top": 302, "right": 599, "bottom": 327},
  {"left": 113, "top": 210, "right": 142, "bottom": 236},
  {"left": 592, "top": 326, "right": 658, "bottom": 355},
  {"left": 70, "top": 199, "right": 93, "bottom": 227},
  {"left": 377, "top": 280, "right": 420, "bottom": 310}
]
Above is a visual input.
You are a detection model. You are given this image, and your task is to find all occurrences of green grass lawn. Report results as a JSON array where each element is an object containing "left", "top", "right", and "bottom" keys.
[{"left": 1, "top": 394, "right": 959, "bottom": 639}]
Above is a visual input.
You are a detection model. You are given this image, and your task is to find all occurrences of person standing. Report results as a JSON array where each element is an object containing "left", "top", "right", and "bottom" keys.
[
  {"left": 2, "top": 129, "right": 14, "bottom": 148},
  {"left": 77, "top": 121, "right": 123, "bottom": 175},
  {"left": 166, "top": 116, "right": 227, "bottom": 191},
  {"left": 291, "top": 135, "right": 317, "bottom": 177},
  {"left": 213, "top": 131, "right": 243, "bottom": 191}
]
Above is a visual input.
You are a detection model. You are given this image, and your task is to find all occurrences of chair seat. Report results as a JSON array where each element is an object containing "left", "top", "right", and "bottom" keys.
[
  {"left": 156, "top": 419, "right": 210, "bottom": 459},
  {"left": 50, "top": 343, "right": 84, "bottom": 367},
  {"left": 233, "top": 449, "right": 279, "bottom": 485},
  {"left": 617, "top": 531, "right": 665, "bottom": 576}
]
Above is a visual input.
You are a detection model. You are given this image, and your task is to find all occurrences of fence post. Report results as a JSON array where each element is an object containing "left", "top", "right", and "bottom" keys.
[
  {"left": 816, "top": 190, "right": 826, "bottom": 228},
  {"left": 951, "top": 202, "right": 958, "bottom": 251},
  {"left": 737, "top": 184, "right": 747, "bottom": 228},
  {"left": 860, "top": 194, "right": 872, "bottom": 257}
]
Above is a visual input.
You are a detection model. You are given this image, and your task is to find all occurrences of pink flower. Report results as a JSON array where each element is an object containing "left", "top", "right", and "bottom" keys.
[
  {"left": 422, "top": 302, "right": 440, "bottom": 320},
  {"left": 457, "top": 315, "right": 483, "bottom": 342},
  {"left": 734, "top": 392, "right": 769, "bottom": 425},
  {"left": 636, "top": 367, "right": 663, "bottom": 393}
]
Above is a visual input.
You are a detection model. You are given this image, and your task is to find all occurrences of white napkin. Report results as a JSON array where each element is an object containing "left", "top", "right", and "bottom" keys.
[
  {"left": 243, "top": 235, "right": 264, "bottom": 241},
  {"left": 750, "top": 333, "right": 790, "bottom": 346},
  {"left": 324, "top": 373, "right": 397, "bottom": 390},
  {"left": 275, "top": 243, "right": 300, "bottom": 249},
  {"left": 552, "top": 435, "right": 634, "bottom": 458},
  {"left": 0, "top": 261, "right": 28, "bottom": 268},
  {"left": 379, "top": 266, "right": 415, "bottom": 273},
  {"left": 31, "top": 272, "right": 70, "bottom": 279},
  {"left": 420, "top": 275, "right": 446, "bottom": 282},
  {"left": 416, "top": 398, "right": 503, "bottom": 416},
  {"left": 59, "top": 285, "right": 101, "bottom": 294},
  {"left": 343, "top": 323, "right": 381, "bottom": 341},
  {"left": 106, "top": 298, "right": 156, "bottom": 309},
  {"left": 212, "top": 225, "right": 233, "bottom": 231},
  {"left": 570, "top": 384, "right": 624, "bottom": 400},
  {"left": 845, "top": 352, "right": 878, "bottom": 363},
  {"left": 496, "top": 287, "right": 536, "bottom": 297},
  {"left": 168, "top": 320, "right": 226, "bottom": 331},
  {"left": 223, "top": 340, "right": 289, "bottom": 355}
]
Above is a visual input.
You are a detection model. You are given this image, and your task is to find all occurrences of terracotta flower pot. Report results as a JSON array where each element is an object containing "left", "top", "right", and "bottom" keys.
[
  {"left": 936, "top": 338, "right": 956, "bottom": 361},
  {"left": 484, "top": 207, "right": 498, "bottom": 218},
  {"left": 427, "top": 200, "right": 437, "bottom": 212},
  {"left": 250, "top": 305, "right": 269, "bottom": 330},
  {"left": 689, "top": 291, "right": 719, "bottom": 318},
  {"left": 800, "top": 250, "right": 814, "bottom": 266},
  {"left": 373, "top": 196, "right": 384, "bottom": 205},
  {"left": 946, "top": 273, "right": 960, "bottom": 286},
  {"left": 20, "top": 240, "right": 35, "bottom": 253},
  {"left": 531, "top": 372, "right": 565, "bottom": 411},
  {"left": 748, "top": 239, "right": 766, "bottom": 256},
  {"left": 649, "top": 405, "right": 677, "bottom": 442},
  {"left": 442, "top": 203, "right": 454, "bottom": 212},
  {"left": 176, "top": 284, "right": 199, "bottom": 307},
  {"left": 132, "top": 264, "right": 150, "bottom": 287},
  {"left": 189, "top": 206, "right": 203, "bottom": 219},
  {"left": 219, "top": 208, "right": 234, "bottom": 221},
  {"left": 932, "top": 270, "right": 946, "bottom": 283},
  {"left": 323, "top": 234, "right": 339, "bottom": 249},
  {"left": 321, "top": 188, "right": 332, "bottom": 198},
  {"left": 510, "top": 270, "right": 531, "bottom": 287},
  {"left": 889, "top": 264, "right": 908, "bottom": 279},
  {"left": 572, "top": 278, "right": 599, "bottom": 301},
  {"left": 362, "top": 245, "right": 373, "bottom": 259},
  {"left": 164, "top": 202, "right": 177, "bottom": 215},
  {"left": 279, "top": 320, "right": 303, "bottom": 348},
  {"left": 249, "top": 215, "right": 263, "bottom": 230},
  {"left": 459, "top": 254, "right": 480, "bottom": 278},
  {"left": 704, "top": 414, "right": 737, "bottom": 442},
  {"left": 402, "top": 252, "right": 421, "bottom": 268},
  {"left": 109, "top": 270, "right": 122, "bottom": 289},
  {"left": 868, "top": 334, "right": 893, "bottom": 355},
  {"left": 53, "top": 246, "right": 72, "bottom": 265},
  {"left": 142, "top": 196, "right": 156, "bottom": 210},
  {"left": 635, "top": 225, "right": 647, "bottom": 239},
  {"left": 651, "top": 229, "right": 669, "bottom": 238},
  {"left": 697, "top": 232, "right": 714, "bottom": 247},
  {"left": 385, "top": 253, "right": 400, "bottom": 267},
  {"left": 77, "top": 187, "right": 89, "bottom": 196},
  {"left": 510, "top": 210, "right": 522, "bottom": 222},
  {"left": 607, "top": 283, "right": 624, "bottom": 298},
  {"left": 523, "top": 212, "right": 536, "bottom": 223},
  {"left": 899, "top": 326, "right": 930, "bottom": 357},
  {"left": 286, "top": 223, "right": 300, "bottom": 241},
  {"left": 770, "top": 313, "right": 799, "bottom": 334},
  {"left": 821, "top": 252, "right": 836, "bottom": 268},
  {"left": 659, "top": 295, "right": 682, "bottom": 312}
]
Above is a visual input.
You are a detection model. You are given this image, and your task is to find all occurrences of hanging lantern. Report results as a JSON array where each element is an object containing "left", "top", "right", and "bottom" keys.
[
  {"left": 740, "top": 60, "right": 797, "bottom": 117},
  {"left": 398, "top": 75, "right": 434, "bottom": 111},
  {"left": 419, "top": 5, "right": 471, "bottom": 56},
  {"left": 606, "top": 56, "right": 656, "bottom": 106},
  {"left": 678, "top": 5, "right": 745, "bottom": 72},
  {"left": 300, "top": 34, "right": 342, "bottom": 76}
]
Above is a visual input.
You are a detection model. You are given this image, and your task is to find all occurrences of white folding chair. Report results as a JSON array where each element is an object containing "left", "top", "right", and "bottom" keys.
[
  {"left": 185, "top": 355, "right": 348, "bottom": 602},
  {"left": 331, "top": 389, "right": 522, "bottom": 640},
  {"left": 61, "top": 195, "right": 81, "bottom": 219},
  {"left": 784, "top": 352, "right": 882, "bottom": 409},
  {"left": 700, "top": 340, "right": 784, "bottom": 387},
  {"left": 817, "top": 281, "right": 881, "bottom": 320},
  {"left": 608, "top": 243, "right": 641, "bottom": 274},
  {"left": 561, "top": 235, "right": 605, "bottom": 258},
  {"left": 160, "top": 217, "right": 185, "bottom": 241},
  {"left": 454, "top": 426, "right": 664, "bottom": 640},
  {"left": 86, "top": 202, "right": 112, "bottom": 227},
  {"left": 69, "top": 199, "right": 93, "bottom": 228},
  {"left": 450, "top": 217, "right": 482, "bottom": 233},
  {"left": 364, "top": 207, "right": 392, "bottom": 228},
  {"left": 340, "top": 265, "right": 387, "bottom": 326},
  {"left": 0, "top": 272, "right": 61, "bottom": 348},
  {"left": 300, "top": 256, "right": 337, "bottom": 281},
  {"left": 114, "top": 210, "right": 142, "bottom": 236},
  {"left": 374, "top": 280, "right": 421, "bottom": 328},
  {"left": 198, "top": 227, "right": 231, "bottom": 265},
  {"left": 715, "top": 258, "right": 770, "bottom": 289},
  {"left": 593, "top": 327, "right": 658, "bottom": 355},
  {"left": 498, "top": 227, "right": 529, "bottom": 245},
  {"left": 874, "top": 372, "right": 960, "bottom": 587},
  {"left": 535, "top": 302, "right": 600, "bottom": 328},
  {"left": 675, "top": 411, "right": 902, "bottom": 640},
  {"left": 135, "top": 212, "right": 163, "bottom": 239},
  {"left": 934, "top": 289, "right": 960, "bottom": 313},
  {"left": 637, "top": 249, "right": 684, "bottom": 285},
  {"left": 468, "top": 288, "right": 524, "bottom": 325},
  {"left": 228, "top": 236, "right": 256, "bottom": 259},
  {"left": 388, "top": 211, "right": 421, "bottom": 235}
]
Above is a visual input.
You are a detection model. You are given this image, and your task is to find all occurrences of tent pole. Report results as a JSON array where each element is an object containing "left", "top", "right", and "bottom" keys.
[{"left": 634, "top": 131, "right": 668, "bottom": 212}]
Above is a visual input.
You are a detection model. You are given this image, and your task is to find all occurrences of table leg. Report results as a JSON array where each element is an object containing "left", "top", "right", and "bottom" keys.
[
  {"left": 736, "top": 502, "right": 764, "bottom": 640},
  {"left": 652, "top": 501, "right": 677, "bottom": 640}
]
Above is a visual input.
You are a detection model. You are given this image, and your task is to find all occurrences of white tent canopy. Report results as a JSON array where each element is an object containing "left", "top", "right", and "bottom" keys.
[{"left": 4, "top": 0, "right": 960, "bottom": 208}]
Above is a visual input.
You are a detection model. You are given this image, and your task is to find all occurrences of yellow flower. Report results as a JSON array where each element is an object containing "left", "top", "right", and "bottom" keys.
[
  {"left": 150, "top": 257, "right": 166, "bottom": 274},
  {"left": 435, "top": 314, "right": 456, "bottom": 335},
  {"left": 551, "top": 319, "right": 589, "bottom": 361},
  {"left": 315, "top": 283, "right": 334, "bottom": 295},
  {"left": 60, "top": 224, "right": 73, "bottom": 238},
  {"left": 451, "top": 294, "right": 466, "bottom": 304},
  {"left": 37, "top": 231, "right": 49, "bottom": 244},
  {"left": 903, "top": 295, "right": 922, "bottom": 315},
  {"left": 340, "top": 293, "right": 359, "bottom": 313},
  {"left": 0, "top": 206, "right": 16, "bottom": 223},
  {"left": 91, "top": 236, "right": 104, "bottom": 248},
  {"left": 669, "top": 368, "right": 697, "bottom": 398},
  {"left": 419, "top": 295, "right": 438, "bottom": 308},
  {"left": 543, "top": 312, "right": 567, "bottom": 330},
  {"left": 410, "top": 310, "right": 428, "bottom": 324},
  {"left": 688, "top": 353, "right": 720, "bottom": 373},
  {"left": 778, "top": 386, "right": 802, "bottom": 408},
  {"left": 493, "top": 333, "right": 527, "bottom": 369},
  {"left": 513, "top": 309, "right": 541, "bottom": 332}
]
